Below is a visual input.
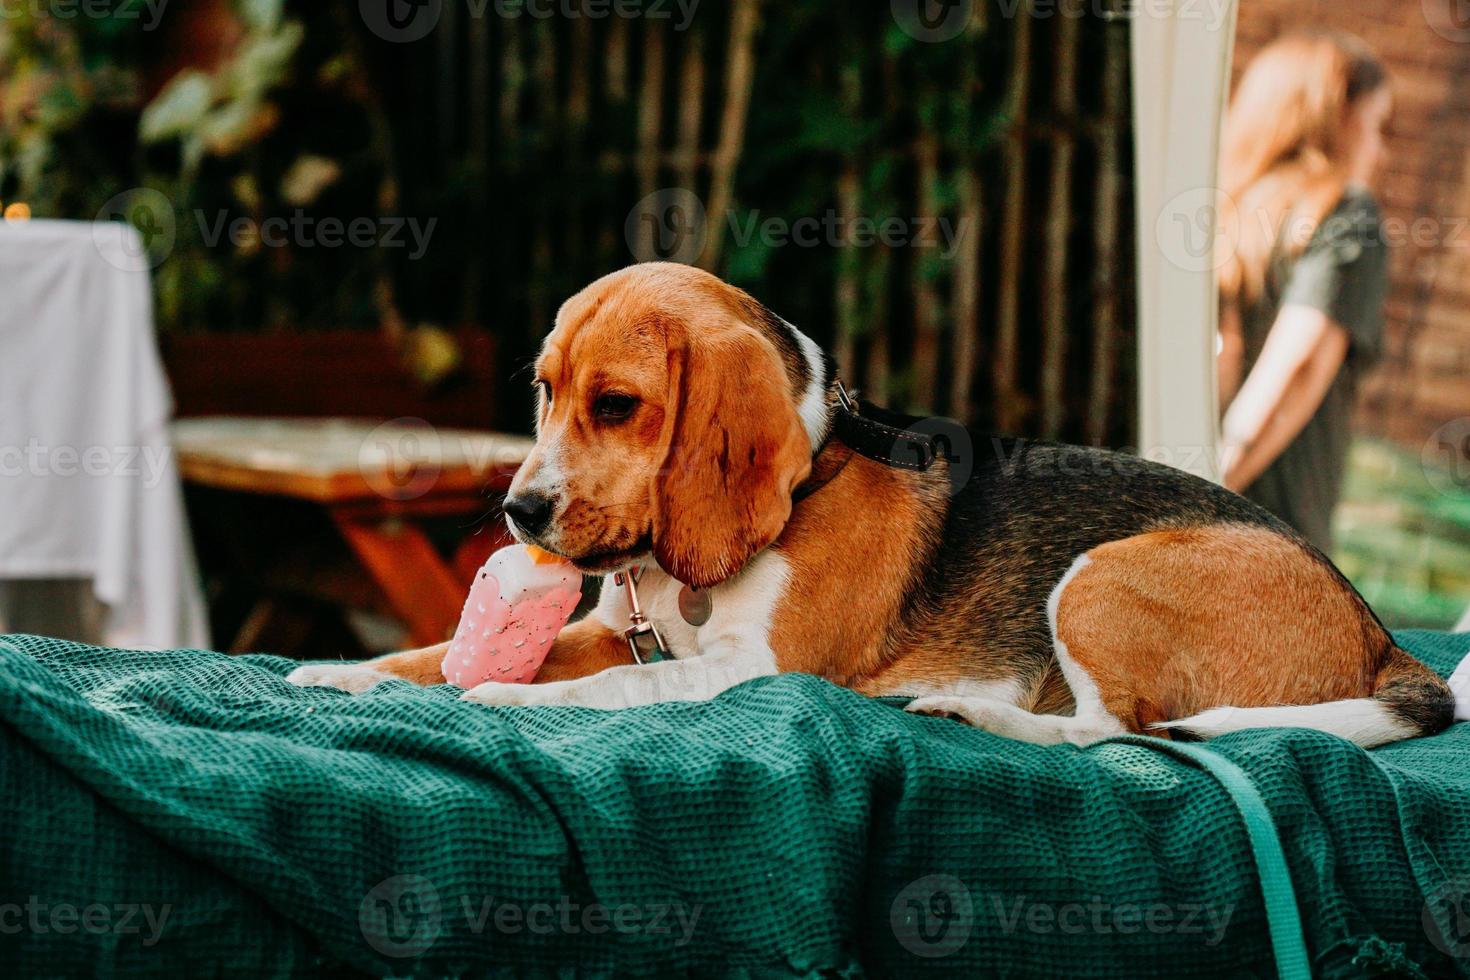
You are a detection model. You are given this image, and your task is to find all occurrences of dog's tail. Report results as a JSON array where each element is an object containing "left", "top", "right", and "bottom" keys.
[{"left": 1153, "top": 645, "right": 1462, "bottom": 749}]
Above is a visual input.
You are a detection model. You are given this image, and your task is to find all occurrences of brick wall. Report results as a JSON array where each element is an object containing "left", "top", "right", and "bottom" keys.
[{"left": 1232, "top": 1, "right": 1470, "bottom": 448}]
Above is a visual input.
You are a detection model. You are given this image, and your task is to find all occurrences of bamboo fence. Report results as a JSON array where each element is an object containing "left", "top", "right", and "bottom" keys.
[{"left": 385, "top": 1, "right": 1137, "bottom": 445}]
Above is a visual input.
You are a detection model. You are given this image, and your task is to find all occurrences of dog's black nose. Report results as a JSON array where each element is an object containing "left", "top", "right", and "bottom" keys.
[{"left": 503, "top": 493, "right": 554, "bottom": 535}]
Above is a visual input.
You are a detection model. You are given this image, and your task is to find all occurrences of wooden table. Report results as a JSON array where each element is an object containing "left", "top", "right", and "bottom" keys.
[{"left": 173, "top": 417, "right": 534, "bottom": 647}]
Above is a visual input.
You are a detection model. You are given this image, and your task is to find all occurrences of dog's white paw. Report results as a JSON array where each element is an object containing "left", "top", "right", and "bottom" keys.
[
  {"left": 460, "top": 682, "right": 564, "bottom": 707},
  {"left": 285, "top": 664, "right": 396, "bottom": 694},
  {"left": 906, "top": 695, "right": 999, "bottom": 728}
]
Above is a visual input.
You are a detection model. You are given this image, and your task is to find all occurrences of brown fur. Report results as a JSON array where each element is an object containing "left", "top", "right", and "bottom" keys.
[
  {"left": 768, "top": 451, "right": 937, "bottom": 687},
  {"left": 346, "top": 618, "right": 635, "bottom": 688},
  {"left": 1056, "top": 525, "right": 1388, "bottom": 730},
  {"left": 533, "top": 618, "right": 637, "bottom": 682},
  {"left": 359, "top": 642, "right": 453, "bottom": 686}
]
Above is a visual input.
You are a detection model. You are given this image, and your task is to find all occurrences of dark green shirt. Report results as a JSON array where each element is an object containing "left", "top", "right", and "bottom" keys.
[{"left": 1239, "top": 188, "right": 1388, "bottom": 553}]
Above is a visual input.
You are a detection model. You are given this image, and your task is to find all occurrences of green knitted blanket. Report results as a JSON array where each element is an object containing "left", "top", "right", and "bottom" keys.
[{"left": 2, "top": 631, "right": 1469, "bottom": 977}]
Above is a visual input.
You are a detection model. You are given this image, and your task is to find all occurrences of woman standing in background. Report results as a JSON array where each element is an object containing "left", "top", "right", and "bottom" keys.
[{"left": 1217, "top": 32, "right": 1392, "bottom": 553}]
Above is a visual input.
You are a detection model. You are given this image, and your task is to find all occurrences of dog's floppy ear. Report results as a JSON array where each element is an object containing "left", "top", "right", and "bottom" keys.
[{"left": 652, "top": 318, "right": 812, "bottom": 589}]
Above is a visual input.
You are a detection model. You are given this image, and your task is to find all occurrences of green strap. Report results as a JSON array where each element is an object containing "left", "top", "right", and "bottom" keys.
[{"left": 1095, "top": 736, "right": 1311, "bottom": 980}]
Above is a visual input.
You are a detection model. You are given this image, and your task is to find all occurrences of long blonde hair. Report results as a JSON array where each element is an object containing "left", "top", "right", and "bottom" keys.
[{"left": 1218, "top": 32, "right": 1387, "bottom": 305}]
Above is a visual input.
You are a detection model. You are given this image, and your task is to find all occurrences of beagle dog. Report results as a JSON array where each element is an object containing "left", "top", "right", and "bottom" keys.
[{"left": 289, "top": 263, "right": 1463, "bottom": 748}]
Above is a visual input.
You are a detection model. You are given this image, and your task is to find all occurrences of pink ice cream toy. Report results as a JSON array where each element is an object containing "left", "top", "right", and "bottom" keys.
[{"left": 442, "top": 544, "right": 582, "bottom": 687}]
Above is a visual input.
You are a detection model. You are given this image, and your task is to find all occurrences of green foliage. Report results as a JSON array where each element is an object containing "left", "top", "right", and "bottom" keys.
[
  {"left": 1334, "top": 439, "right": 1470, "bottom": 629},
  {"left": 0, "top": 4, "right": 143, "bottom": 214},
  {"left": 139, "top": 14, "right": 303, "bottom": 177}
]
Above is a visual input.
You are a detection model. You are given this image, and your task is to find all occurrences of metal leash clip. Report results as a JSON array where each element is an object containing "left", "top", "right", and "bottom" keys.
[
  {"left": 835, "top": 378, "right": 856, "bottom": 413},
  {"left": 614, "top": 566, "right": 667, "bottom": 665}
]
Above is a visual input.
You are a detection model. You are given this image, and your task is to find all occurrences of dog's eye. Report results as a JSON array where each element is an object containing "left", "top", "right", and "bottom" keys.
[
  {"left": 593, "top": 393, "right": 637, "bottom": 422},
  {"left": 533, "top": 379, "right": 551, "bottom": 405}
]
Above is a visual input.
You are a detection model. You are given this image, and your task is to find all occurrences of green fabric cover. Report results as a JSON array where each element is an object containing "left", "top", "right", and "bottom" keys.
[{"left": 2, "top": 630, "right": 1469, "bottom": 978}]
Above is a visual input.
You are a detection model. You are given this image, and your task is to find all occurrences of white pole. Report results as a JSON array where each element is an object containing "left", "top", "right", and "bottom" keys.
[{"left": 1131, "top": 0, "right": 1238, "bottom": 481}]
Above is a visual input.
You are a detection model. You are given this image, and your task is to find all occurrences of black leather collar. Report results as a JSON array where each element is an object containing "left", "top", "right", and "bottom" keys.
[
  {"left": 793, "top": 383, "right": 937, "bottom": 503},
  {"left": 831, "top": 395, "right": 937, "bottom": 471}
]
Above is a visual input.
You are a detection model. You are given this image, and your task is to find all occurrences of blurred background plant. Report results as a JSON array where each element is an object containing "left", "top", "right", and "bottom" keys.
[
  {"left": 0, "top": 0, "right": 1137, "bottom": 441},
  {"left": 1335, "top": 440, "right": 1470, "bottom": 628},
  {"left": 1, "top": 0, "right": 144, "bottom": 216},
  {"left": 1, "top": 0, "right": 458, "bottom": 382}
]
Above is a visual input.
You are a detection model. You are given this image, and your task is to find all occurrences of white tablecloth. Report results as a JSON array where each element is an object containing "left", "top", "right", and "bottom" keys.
[{"left": 0, "top": 219, "right": 208, "bottom": 649}]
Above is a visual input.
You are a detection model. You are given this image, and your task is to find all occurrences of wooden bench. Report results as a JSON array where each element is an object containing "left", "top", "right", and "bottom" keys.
[{"left": 174, "top": 417, "right": 533, "bottom": 649}]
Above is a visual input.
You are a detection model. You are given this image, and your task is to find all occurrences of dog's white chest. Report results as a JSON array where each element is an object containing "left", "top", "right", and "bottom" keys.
[
  {"left": 593, "top": 553, "right": 789, "bottom": 664},
  {"left": 633, "top": 574, "right": 701, "bottom": 657}
]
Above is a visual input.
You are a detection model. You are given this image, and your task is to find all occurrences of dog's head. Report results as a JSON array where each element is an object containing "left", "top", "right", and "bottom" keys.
[{"left": 503, "top": 263, "right": 820, "bottom": 588}]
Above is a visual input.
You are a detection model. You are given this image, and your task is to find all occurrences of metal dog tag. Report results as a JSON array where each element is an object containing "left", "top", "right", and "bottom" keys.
[{"left": 678, "top": 585, "right": 712, "bottom": 627}]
